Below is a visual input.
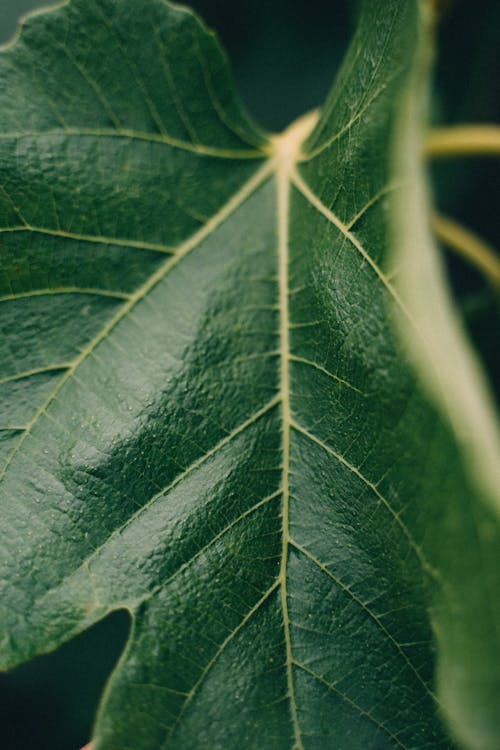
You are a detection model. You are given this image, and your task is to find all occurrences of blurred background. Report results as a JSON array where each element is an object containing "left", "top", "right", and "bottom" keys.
[{"left": 0, "top": 1, "right": 498, "bottom": 748}]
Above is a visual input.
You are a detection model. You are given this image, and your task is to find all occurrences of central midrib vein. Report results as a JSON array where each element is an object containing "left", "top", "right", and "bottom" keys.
[
  {"left": 273, "top": 111, "right": 318, "bottom": 750},
  {"left": 277, "top": 148, "right": 299, "bottom": 748}
]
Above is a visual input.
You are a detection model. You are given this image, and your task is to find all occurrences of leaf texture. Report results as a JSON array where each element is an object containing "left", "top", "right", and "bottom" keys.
[{"left": 0, "top": 1, "right": 499, "bottom": 749}]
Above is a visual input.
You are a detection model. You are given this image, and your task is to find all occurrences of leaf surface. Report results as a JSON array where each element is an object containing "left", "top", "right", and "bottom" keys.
[{"left": 0, "top": 1, "right": 499, "bottom": 749}]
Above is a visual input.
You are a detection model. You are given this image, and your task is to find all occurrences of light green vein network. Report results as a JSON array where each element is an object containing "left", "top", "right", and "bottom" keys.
[{"left": 0, "top": 2, "right": 499, "bottom": 750}]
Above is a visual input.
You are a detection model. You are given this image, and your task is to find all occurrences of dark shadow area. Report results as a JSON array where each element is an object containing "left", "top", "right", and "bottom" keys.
[
  {"left": 0, "top": 0, "right": 352, "bottom": 133},
  {"left": 0, "top": 0, "right": 44, "bottom": 40},
  {"left": 439, "top": 236, "right": 500, "bottom": 409},
  {"left": 0, "top": 610, "right": 130, "bottom": 750},
  {"left": 429, "top": 0, "right": 500, "bottom": 406},
  {"left": 187, "top": 0, "right": 352, "bottom": 131},
  {"left": 431, "top": 0, "right": 500, "bottom": 259}
]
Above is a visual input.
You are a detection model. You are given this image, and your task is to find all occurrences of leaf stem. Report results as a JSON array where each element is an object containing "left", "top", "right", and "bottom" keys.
[
  {"left": 432, "top": 212, "right": 500, "bottom": 288},
  {"left": 425, "top": 125, "right": 500, "bottom": 158}
]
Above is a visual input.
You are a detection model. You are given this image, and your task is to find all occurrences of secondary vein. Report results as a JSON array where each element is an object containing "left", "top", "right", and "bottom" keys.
[{"left": 0, "top": 159, "right": 273, "bottom": 483}]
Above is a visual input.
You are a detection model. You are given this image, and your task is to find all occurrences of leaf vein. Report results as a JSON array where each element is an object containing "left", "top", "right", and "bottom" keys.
[
  {"left": 161, "top": 580, "right": 280, "bottom": 747},
  {"left": 290, "top": 419, "right": 439, "bottom": 581},
  {"left": 0, "top": 128, "right": 263, "bottom": 159},
  {"left": 288, "top": 354, "right": 364, "bottom": 395},
  {"left": 0, "top": 223, "right": 176, "bottom": 254},
  {"left": 0, "top": 159, "right": 273, "bottom": 483},
  {"left": 289, "top": 538, "right": 437, "bottom": 701},
  {"left": 291, "top": 169, "right": 411, "bottom": 319},
  {"left": 0, "top": 364, "right": 71, "bottom": 386},
  {"left": 293, "top": 660, "right": 410, "bottom": 750},
  {"left": 0, "top": 288, "right": 130, "bottom": 304},
  {"left": 135, "top": 489, "right": 282, "bottom": 607}
]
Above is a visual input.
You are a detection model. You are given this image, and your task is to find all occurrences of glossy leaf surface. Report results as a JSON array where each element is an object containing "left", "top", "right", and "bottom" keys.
[{"left": 0, "top": 1, "right": 499, "bottom": 749}]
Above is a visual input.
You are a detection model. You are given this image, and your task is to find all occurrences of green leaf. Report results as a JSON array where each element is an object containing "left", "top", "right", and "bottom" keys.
[
  {"left": 391, "top": 22, "right": 500, "bottom": 748},
  {"left": 0, "top": 1, "right": 498, "bottom": 749}
]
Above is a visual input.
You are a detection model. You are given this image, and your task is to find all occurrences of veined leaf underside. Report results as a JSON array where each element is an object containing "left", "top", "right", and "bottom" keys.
[{"left": 1, "top": 2, "right": 499, "bottom": 749}]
